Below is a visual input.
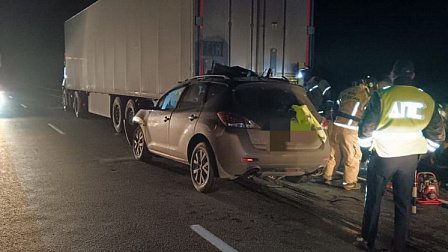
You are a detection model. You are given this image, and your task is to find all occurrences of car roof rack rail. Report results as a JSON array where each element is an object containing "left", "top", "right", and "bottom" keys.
[{"left": 190, "top": 75, "right": 230, "bottom": 80}]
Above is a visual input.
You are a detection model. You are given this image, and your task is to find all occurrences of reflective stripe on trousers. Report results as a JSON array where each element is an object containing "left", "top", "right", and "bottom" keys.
[{"left": 324, "top": 125, "right": 361, "bottom": 183}]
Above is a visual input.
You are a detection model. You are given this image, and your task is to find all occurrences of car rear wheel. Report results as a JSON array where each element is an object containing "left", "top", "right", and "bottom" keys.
[
  {"left": 132, "top": 126, "right": 151, "bottom": 162},
  {"left": 190, "top": 142, "right": 218, "bottom": 193}
]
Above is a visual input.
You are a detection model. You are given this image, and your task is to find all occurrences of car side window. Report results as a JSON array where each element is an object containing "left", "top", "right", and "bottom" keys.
[
  {"left": 158, "top": 86, "right": 186, "bottom": 110},
  {"left": 203, "top": 83, "right": 228, "bottom": 110},
  {"left": 178, "top": 83, "right": 207, "bottom": 110}
]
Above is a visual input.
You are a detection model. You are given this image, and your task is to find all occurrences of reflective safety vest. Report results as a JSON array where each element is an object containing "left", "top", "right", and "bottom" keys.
[
  {"left": 334, "top": 85, "right": 370, "bottom": 130},
  {"left": 373, "top": 85, "right": 435, "bottom": 157},
  {"left": 290, "top": 105, "right": 327, "bottom": 143}
]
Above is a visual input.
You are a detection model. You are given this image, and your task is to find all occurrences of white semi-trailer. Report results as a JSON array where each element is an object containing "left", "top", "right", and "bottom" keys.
[{"left": 63, "top": 0, "right": 314, "bottom": 132}]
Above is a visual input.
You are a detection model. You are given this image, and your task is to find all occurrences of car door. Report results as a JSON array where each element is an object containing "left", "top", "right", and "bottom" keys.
[
  {"left": 169, "top": 82, "right": 207, "bottom": 161},
  {"left": 145, "top": 86, "right": 186, "bottom": 155}
]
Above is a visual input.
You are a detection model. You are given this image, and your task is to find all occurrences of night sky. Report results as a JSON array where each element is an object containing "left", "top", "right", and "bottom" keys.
[
  {"left": 0, "top": 0, "right": 447, "bottom": 102},
  {"left": 313, "top": 0, "right": 448, "bottom": 102}
]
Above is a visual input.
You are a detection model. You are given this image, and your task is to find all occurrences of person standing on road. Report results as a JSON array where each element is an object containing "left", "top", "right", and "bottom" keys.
[
  {"left": 356, "top": 60, "right": 445, "bottom": 252},
  {"left": 323, "top": 78, "right": 372, "bottom": 190}
]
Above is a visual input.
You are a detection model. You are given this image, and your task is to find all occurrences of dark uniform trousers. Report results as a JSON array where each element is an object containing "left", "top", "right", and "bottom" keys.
[{"left": 361, "top": 152, "right": 419, "bottom": 252}]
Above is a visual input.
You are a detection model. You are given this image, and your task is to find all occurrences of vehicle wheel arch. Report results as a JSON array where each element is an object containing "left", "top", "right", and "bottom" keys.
[{"left": 188, "top": 134, "right": 219, "bottom": 178}]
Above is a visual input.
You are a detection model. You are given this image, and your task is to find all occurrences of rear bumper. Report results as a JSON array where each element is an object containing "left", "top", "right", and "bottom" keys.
[{"left": 209, "top": 129, "right": 330, "bottom": 179}]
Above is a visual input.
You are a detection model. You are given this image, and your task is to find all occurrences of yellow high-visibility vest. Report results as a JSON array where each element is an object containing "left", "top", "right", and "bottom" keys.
[{"left": 373, "top": 85, "right": 435, "bottom": 157}]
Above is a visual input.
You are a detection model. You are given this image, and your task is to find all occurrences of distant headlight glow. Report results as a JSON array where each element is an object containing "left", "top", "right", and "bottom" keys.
[{"left": 0, "top": 91, "right": 5, "bottom": 107}]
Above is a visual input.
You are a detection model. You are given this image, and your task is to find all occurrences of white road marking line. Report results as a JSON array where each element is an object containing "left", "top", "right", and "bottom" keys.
[
  {"left": 20, "top": 104, "right": 27, "bottom": 108},
  {"left": 48, "top": 124, "right": 66, "bottom": 135},
  {"left": 9, "top": 96, "right": 13, "bottom": 98},
  {"left": 190, "top": 225, "right": 238, "bottom": 252}
]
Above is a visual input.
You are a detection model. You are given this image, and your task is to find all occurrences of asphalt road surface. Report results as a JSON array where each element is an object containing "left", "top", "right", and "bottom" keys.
[{"left": 1, "top": 85, "right": 362, "bottom": 252}]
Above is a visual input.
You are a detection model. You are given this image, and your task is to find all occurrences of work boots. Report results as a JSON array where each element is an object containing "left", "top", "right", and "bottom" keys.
[{"left": 343, "top": 182, "right": 361, "bottom": 190}]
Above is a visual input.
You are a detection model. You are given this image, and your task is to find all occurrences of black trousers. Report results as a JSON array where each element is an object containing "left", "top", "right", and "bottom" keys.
[{"left": 361, "top": 152, "right": 419, "bottom": 252}]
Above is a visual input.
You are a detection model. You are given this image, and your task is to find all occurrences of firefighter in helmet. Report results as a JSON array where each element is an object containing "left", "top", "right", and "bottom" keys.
[
  {"left": 305, "top": 76, "right": 333, "bottom": 119},
  {"left": 323, "top": 77, "right": 374, "bottom": 190}
]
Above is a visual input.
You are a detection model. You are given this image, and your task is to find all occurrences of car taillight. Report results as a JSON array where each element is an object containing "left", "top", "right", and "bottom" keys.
[
  {"left": 321, "top": 120, "right": 329, "bottom": 130},
  {"left": 241, "top": 158, "right": 258, "bottom": 162},
  {"left": 217, "top": 112, "right": 260, "bottom": 129}
]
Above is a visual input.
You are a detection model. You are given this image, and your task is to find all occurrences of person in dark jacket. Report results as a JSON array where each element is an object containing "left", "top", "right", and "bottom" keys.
[
  {"left": 356, "top": 60, "right": 445, "bottom": 252},
  {"left": 305, "top": 76, "right": 332, "bottom": 119}
]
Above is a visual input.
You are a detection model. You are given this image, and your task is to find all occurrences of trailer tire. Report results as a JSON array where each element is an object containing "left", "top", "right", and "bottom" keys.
[
  {"left": 62, "top": 88, "right": 71, "bottom": 111},
  {"left": 112, "top": 97, "right": 124, "bottom": 133},
  {"left": 125, "top": 99, "right": 137, "bottom": 125},
  {"left": 73, "top": 91, "right": 85, "bottom": 118}
]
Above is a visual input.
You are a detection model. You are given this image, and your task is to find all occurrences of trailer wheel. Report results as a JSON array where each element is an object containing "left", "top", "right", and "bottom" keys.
[
  {"left": 73, "top": 91, "right": 82, "bottom": 118},
  {"left": 62, "top": 88, "right": 71, "bottom": 111},
  {"left": 190, "top": 142, "right": 219, "bottom": 193},
  {"left": 112, "top": 97, "right": 124, "bottom": 133},
  {"left": 125, "top": 99, "right": 136, "bottom": 125}
]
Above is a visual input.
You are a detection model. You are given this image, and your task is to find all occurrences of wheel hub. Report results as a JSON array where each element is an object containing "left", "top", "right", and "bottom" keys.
[
  {"left": 192, "top": 149, "right": 209, "bottom": 185},
  {"left": 133, "top": 128, "right": 144, "bottom": 157}
]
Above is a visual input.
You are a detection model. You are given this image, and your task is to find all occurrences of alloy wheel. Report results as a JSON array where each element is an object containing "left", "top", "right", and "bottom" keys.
[
  {"left": 133, "top": 127, "right": 144, "bottom": 159},
  {"left": 191, "top": 148, "right": 210, "bottom": 187}
]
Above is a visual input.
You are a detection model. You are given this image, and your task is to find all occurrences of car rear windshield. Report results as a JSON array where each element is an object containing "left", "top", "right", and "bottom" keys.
[{"left": 233, "top": 82, "right": 302, "bottom": 114}]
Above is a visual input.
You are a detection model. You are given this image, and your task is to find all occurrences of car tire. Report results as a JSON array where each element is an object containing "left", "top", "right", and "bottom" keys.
[
  {"left": 132, "top": 125, "right": 151, "bottom": 162},
  {"left": 190, "top": 142, "right": 218, "bottom": 193},
  {"left": 112, "top": 96, "right": 124, "bottom": 133}
]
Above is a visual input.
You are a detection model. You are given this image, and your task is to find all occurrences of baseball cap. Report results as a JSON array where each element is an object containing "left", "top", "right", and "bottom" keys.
[{"left": 392, "top": 60, "right": 414, "bottom": 77}]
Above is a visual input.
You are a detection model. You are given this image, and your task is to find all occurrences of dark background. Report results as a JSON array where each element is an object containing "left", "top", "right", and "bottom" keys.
[
  {"left": 1, "top": 0, "right": 447, "bottom": 102},
  {"left": 313, "top": 0, "right": 448, "bottom": 102}
]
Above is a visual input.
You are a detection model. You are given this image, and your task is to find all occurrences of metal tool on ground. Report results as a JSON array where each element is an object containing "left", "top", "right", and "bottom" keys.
[
  {"left": 416, "top": 172, "right": 443, "bottom": 205},
  {"left": 389, "top": 172, "right": 447, "bottom": 214}
]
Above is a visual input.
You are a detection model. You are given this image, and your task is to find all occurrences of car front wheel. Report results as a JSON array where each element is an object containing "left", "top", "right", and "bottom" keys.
[
  {"left": 133, "top": 126, "right": 151, "bottom": 162},
  {"left": 190, "top": 142, "right": 218, "bottom": 193}
]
